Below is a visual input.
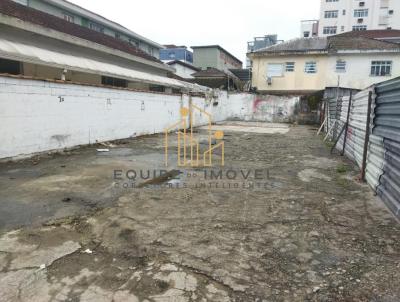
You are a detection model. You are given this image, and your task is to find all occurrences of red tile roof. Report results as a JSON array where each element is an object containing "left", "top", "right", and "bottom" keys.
[{"left": 0, "top": 0, "right": 161, "bottom": 63}]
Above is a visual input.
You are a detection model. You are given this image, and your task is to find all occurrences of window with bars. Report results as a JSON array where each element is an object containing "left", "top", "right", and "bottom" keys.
[
  {"left": 323, "top": 26, "right": 337, "bottom": 34},
  {"left": 285, "top": 62, "right": 295, "bottom": 72},
  {"left": 63, "top": 13, "right": 74, "bottom": 23},
  {"left": 354, "top": 9, "right": 368, "bottom": 17},
  {"left": 352, "top": 25, "right": 367, "bottom": 31},
  {"left": 370, "top": 61, "right": 392, "bottom": 76},
  {"left": 304, "top": 62, "right": 317, "bottom": 74},
  {"left": 336, "top": 60, "right": 346, "bottom": 72},
  {"left": 324, "top": 10, "right": 339, "bottom": 18},
  {"left": 89, "top": 22, "right": 104, "bottom": 33},
  {"left": 101, "top": 76, "right": 127, "bottom": 88}
]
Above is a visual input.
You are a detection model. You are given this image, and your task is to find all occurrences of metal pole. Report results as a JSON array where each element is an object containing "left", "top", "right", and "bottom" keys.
[
  {"left": 341, "top": 90, "right": 353, "bottom": 156},
  {"left": 361, "top": 90, "right": 373, "bottom": 181}
]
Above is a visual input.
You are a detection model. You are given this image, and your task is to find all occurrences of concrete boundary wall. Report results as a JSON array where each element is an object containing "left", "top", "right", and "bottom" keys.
[
  {"left": 0, "top": 76, "right": 306, "bottom": 159},
  {"left": 0, "top": 77, "right": 248, "bottom": 159}
]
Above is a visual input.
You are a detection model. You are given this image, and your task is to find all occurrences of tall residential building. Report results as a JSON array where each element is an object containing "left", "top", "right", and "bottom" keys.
[{"left": 319, "top": 0, "right": 400, "bottom": 37}]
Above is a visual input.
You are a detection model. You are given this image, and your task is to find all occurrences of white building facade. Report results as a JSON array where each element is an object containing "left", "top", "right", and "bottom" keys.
[
  {"left": 319, "top": 0, "right": 400, "bottom": 37},
  {"left": 301, "top": 20, "right": 319, "bottom": 38}
]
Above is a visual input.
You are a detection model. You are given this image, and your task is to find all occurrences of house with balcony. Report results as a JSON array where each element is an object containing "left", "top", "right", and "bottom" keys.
[
  {"left": 0, "top": 0, "right": 205, "bottom": 93},
  {"left": 10, "top": 0, "right": 163, "bottom": 58}
]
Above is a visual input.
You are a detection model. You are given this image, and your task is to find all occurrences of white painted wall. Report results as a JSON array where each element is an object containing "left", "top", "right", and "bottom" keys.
[
  {"left": 0, "top": 76, "right": 304, "bottom": 159},
  {"left": 325, "top": 52, "right": 400, "bottom": 89},
  {"left": 0, "top": 77, "right": 184, "bottom": 158}
]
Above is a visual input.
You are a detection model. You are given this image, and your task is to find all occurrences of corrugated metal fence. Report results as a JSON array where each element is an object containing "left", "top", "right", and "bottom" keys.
[
  {"left": 324, "top": 77, "right": 400, "bottom": 219},
  {"left": 374, "top": 78, "right": 400, "bottom": 218}
]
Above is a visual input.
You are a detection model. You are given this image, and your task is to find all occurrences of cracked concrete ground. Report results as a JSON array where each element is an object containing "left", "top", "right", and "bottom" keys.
[{"left": 0, "top": 122, "right": 399, "bottom": 302}]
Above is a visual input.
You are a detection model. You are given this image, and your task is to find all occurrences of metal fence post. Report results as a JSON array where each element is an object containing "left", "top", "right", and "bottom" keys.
[
  {"left": 341, "top": 91, "right": 353, "bottom": 156},
  {"left": 361, "top": 90, "right": 373, "bottom": 181}
]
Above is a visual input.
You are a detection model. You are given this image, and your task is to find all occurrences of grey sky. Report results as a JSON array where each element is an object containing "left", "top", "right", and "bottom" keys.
[{"left": 68, "top": 0, "right": 320, "bottom": 64}]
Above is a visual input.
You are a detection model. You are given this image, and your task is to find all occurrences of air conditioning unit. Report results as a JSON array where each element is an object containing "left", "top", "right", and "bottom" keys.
[{"left": 358, "top": 18, "right": 364, "bottom": 23}]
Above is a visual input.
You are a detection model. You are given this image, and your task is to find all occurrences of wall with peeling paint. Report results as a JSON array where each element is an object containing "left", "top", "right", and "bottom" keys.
[{"left": 0, "top": 76, "right": 312, "bottom": 159}]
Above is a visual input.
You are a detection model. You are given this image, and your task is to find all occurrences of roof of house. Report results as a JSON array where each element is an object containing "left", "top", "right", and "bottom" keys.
[
  {"left": 191, "top": 45, "right": 243, "bottom": 65},
  {"left": 253, "top": 38, "right": 328, "bottom": 54},
  {"left": 191, "top": 68, "right": 228, "bottom": 78},
  {"left": 167, "top": 60, "right": 200, "bottom": 71},
  {"left": 252, "top": 34, "right": 400, "bottom": 54},
  {"left": 328, "top": 36, "right": 400, "bottom": 51},
  {"left": 229, "top": 69, "right": 251, "bottom": 82},
  {"left": 0, "top": 0, "right": 161, "bottom": 63},
  {"left": 334, "top": 29, "right": 400, "bottom": 39},
  {"left": 163, "top": 45, "right": 187, "bottom": 49}
]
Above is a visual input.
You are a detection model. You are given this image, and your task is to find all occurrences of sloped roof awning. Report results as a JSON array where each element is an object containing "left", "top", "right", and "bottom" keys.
[{"left": 0, "top": 38, "right": 209, "bottom": 93}]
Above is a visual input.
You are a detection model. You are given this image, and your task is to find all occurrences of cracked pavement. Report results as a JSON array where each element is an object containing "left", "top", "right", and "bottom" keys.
[{"left": 0, "top": 123, "right": 399, "bottom": 302}]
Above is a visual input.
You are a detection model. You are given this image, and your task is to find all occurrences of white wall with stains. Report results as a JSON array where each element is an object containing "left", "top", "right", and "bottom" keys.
[{"left": 0, "top": 76, "right": 302, "bottom": 159}]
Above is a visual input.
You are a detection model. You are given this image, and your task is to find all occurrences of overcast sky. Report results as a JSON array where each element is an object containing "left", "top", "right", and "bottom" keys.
[{"left": 68, "top": 0, "right": 320, "bottom": 64}]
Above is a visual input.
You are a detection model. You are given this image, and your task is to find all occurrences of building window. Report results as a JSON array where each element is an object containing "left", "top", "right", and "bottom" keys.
[
  {"left": 89, "top": 22, "right": 104, "bottom": 33},
  {"left": 336, "top": 60, "right": 346, "bottom": 72},
  {"left": 101, "top": 76, "right": 127, "bottom": 88},
  {"left": 63, "top": 13, "right": 74, "bottom": 23},
  {"left": 352, "top": 25, "right": 367, "bottom": 31},
  {"left": 303, "top": 31, "right": 310, "bottom": 38},
  {"left": 129, "top": 39, "right": 140, "bottom": 47},
  {"left": 326, "top": 0, "right": 339, "bottom": 2},
  {"left": 115, "top": 33, "right": 121, "bottom": 39},
  {"left": 323, "top": 26, "right": 337, "bottom": 35},
  {"left": 354, "top": 9, "right": 368, "bottom": 17},
  {"left": 324, "top": 10, "right": 339, "bottom": 18},
  {"left": 304, "top": 62, "right": 317, "bottom": 74},
  {"left": 343, "top": 9, "right": 346, "bottom": 15},
  {"left": 370, "top": 61, "right": 392, "bottom": 76},
  {"left": 149, "top": 85, "right": 165, "bottom": 92},
  {"left": 0, "top": 58, "right": 21, "bottom": 75},
  {"left": 267, "top": 63, "right": 284, "bottom": 77},
  {"left": 286, "top": 62, "right": 295, "bottom": 72}
]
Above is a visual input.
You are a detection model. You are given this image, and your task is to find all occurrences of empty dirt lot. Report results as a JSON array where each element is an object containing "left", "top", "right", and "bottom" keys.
[{"left": 0, "top": 122, "right": 399, "bottom": 302}]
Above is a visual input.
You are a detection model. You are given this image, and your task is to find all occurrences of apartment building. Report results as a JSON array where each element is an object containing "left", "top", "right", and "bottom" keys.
[
  {"left": 10, "top": 0, "right": 163, "bottom": 58},
  {"left": 319, "top": 0, "right": 400, "bottom": 37}
]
